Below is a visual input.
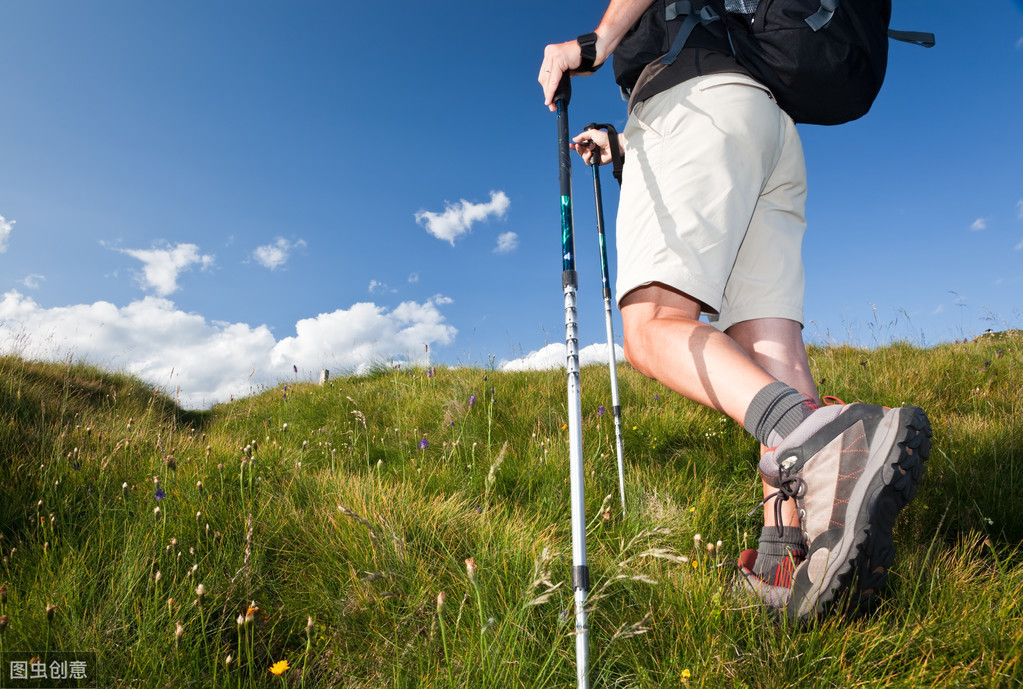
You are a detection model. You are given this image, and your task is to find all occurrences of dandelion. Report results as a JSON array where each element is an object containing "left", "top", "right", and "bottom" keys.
[{"left": 270, "top": 659, "right": 290, "bottom": 675}]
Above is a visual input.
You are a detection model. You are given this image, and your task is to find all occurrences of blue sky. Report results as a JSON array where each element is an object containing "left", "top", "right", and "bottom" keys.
[{"left": 1, "top": 1, "right": 1021, "bottom": 407}]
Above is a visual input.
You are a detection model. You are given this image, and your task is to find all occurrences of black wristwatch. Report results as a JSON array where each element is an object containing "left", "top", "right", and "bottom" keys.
[{"left": 576, "top": 32, "right": 600, "bottom": 72}]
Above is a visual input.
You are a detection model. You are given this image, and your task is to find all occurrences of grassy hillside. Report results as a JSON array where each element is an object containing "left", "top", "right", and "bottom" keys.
[{"left": 0, "top": 333, "right": 1020, "bottom": 688}]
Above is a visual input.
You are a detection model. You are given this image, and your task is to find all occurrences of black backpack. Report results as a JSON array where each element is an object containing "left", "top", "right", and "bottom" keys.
[{"left": 614, "top": 0, "right": 934, "bottom": 126}]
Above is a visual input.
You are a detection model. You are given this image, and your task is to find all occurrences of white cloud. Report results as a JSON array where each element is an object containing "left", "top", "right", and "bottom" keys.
[
  {"left": 1016, "top": 37, "right": 1023, "bottom": 50},
  {"left": 21, "top": 274, "right": 45, "bottom": 289},
  {"left": 501, "top": 342, "right": 624, "bottom": 372},
  {"left": 368, "top": 280, "right": 396, "bottom": 294},
  {"left": 494, "top": 231, "right": 519, "bottom": 254},
  {"left": 970, "top": 218, "right": 987, "bottom": 231},
  {"left": 252, "top": 237, "right": 306, "bottom": 270},
  {"left": 415, "top": 191, "right": 510, "bottom": 245},
  {"left": 1017, "top": 199, "right": 1023, "bottom": 220},
  {"left": 0, "top": 291, "right": 457, "bottom": 409},
  {"left": 0, "top": 214, "right": 14, "bottom": 253},
  {"left": 408, "top": 272, "right": 419, "bottom": 283},
  {"left": 117, "top": 243, "right": 215, "bottom": 296},
  {"left": 1015, "top": 238, "right": 1023, "bottom": 251}
]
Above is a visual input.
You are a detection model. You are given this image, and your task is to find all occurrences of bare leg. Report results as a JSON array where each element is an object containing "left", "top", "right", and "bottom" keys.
[
  {"left": 619, "top": 285, "right": 778, "bottom": 425},
  {"left": 727, "top": 318, "right": 820, "bottom": 529}
]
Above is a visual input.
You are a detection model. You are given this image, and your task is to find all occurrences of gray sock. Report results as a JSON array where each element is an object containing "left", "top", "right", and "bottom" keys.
[
  {"left": 753, "top": 526, "right": 806, "bottom": 586},
  {"left": 744, "top": 381, "right": 818, "bottom": 448}
]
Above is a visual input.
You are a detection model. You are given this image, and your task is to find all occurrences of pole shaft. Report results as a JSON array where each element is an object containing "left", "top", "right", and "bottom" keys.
[{"left": 557, "top": 90, "right": 589, "bottom": 689}]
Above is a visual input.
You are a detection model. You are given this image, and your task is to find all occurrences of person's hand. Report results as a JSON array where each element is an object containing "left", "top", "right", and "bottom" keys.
[
  {"left": 538, "top": 38, "right": 603, "bottom": 112},
  {"left": 571, "top": 129, "right": 611, "bottom": 166}
]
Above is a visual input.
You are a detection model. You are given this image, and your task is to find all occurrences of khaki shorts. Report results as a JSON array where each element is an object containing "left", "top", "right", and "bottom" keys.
[{"left": 615, "top": 72, "right": 808, "bottom": 332}]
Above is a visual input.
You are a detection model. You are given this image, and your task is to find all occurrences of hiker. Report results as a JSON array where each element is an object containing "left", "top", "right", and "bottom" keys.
[{"left": 538, "top": 0, "right": 932, "bottom": 621}]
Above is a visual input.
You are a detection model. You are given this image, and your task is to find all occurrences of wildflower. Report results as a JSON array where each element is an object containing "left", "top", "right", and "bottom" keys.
[
  {"left": 195, "top": 584, "right": 206, "bottom": 603},
  {"left": 175, "top": 620, "right": 184, "bottom": 640},
  {"left": 270, "top": 659, "right": 290, "bottom": 675},
  {"left": 436, "top": 591, "right": 447, "bottom": 614},
  {"left": 155, "top": 488, "right": 166, "bottom": 501},
  {"left": 154, "top": 506, "right": 161, "bottom": 517},
  {"left": 693, "top": 533, "right": 702, "bottom": 546},
  {"left": 236, "top": 614, "right": 245, "bottom": 628},
  {"left": 245, "top": 603, "right": 259, "bottom": 626},
  {"left": 306, "top": 616, "right": 315, "bottom": 634},
  {"left": 293, "top": 364, "right": 298, "bottom": 374},
  {"left": 598, "top": 405, "right": 606, "bottom": 417},
  {"left": 654, "top": 394, "right": 660, "bottom": 402},
  {"left": 469, "top": 394, "right": 477, "bottom": 409},
  {"left": 0, "top": 615, "right": 8, "bottom": 634},
  {"left": 154, "top": 571, "right": 162, "bottom": 583},
  {"left": 465, "top": 557, "right": 477, "bottom": 585},
  {"left": 419, "top": 436, "right": 429, "bottom": 450},
  {"left": 225, "top": 654, "right": 233, "bottom": 667},
  {"left": 46, "top": 604, "right": 56, "bottom": 622},
  {"left": 682, "top": 668, "right": 692, "bottom": 682}
]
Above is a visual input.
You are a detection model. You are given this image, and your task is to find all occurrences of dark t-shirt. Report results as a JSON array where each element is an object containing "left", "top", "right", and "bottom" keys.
[
  {"left": 628, "top": 46, "right": 751, "bottom": 112},
  {"left": 628, "top": 46, "right": 751, "bottom": 110}
]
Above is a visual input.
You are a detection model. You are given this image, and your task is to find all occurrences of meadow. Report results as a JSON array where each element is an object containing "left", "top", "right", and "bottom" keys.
[{"left": 0, "top": 332, "right": 1020, "bottom": 688}]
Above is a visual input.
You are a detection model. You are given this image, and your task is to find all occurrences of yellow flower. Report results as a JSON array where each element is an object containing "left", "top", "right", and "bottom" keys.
[
  {"left": 682, "top": 668, "right": 692, "bottom": 681},
  {"left": 270, "top": 659, "right": 290, "bottom": 675}
]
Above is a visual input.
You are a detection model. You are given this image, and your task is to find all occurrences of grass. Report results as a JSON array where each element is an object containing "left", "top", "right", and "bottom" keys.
[{"left": 0, "top": 332, "right": 1021, "bottom": 688}]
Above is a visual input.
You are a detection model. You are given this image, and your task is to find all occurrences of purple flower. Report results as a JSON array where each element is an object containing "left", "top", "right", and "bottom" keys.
[
  {"left": 155, "top": 488, "right": 166, "bottom": 501},
  {"left": 293, "top": 365, "right": 298, "bottom": 374},
  {"left": 598, "top": 405, "right": 606, "bottom": 417},
  {"left": 419, "top": 436, "right": 429, "bottom": 450},
  {"left": 469, "top": 394, "right": 477, "bottom": 410},
  {"left": 653, "top": 394, "right": 660, "bottom": 402}
]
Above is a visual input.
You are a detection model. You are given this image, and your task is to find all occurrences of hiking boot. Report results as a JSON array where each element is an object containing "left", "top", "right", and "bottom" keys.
[
  {"left": 733, "top": 549, "right": 796, "bottom": 613},
  {"left": 758, "top": 403, "right": 932, "bottom": 623}
]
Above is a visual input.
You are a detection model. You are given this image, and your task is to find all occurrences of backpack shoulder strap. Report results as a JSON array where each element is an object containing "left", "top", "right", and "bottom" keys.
[
  {"left": 888, "top": 29, "right": 935, "bottom": 48},
  {"left": 660, "top": 1, "right": 723, "bottom": 65}
]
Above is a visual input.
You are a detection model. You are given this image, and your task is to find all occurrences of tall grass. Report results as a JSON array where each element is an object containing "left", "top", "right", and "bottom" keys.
[{"left": 0, "top": 332, "right": 1020, "bottom": 687}]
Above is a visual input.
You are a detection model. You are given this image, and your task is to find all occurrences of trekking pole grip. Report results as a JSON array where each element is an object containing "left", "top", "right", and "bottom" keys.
[{"left": 554, "top": 73, "right": 572, "bottom": 106}]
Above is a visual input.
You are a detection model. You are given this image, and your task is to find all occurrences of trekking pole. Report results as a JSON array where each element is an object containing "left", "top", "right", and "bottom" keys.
[
  {"left": 554, "top": 73, "right": 590, "bottom": 689},
  {"left": 583, "top": 122, "right": 626, "bottom": 517}
]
